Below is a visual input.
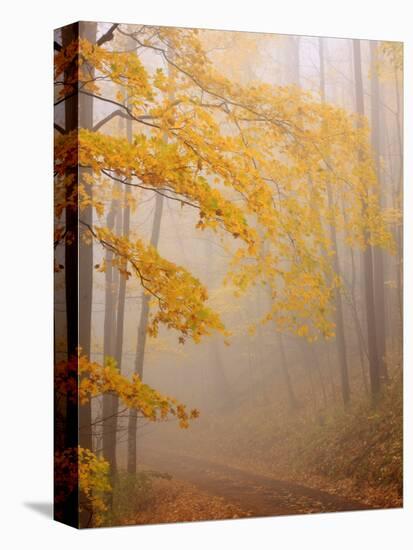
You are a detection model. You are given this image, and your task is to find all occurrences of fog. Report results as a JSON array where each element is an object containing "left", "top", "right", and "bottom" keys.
[{"left": 54, "top": 23, "right": 403, "bottom": 526}]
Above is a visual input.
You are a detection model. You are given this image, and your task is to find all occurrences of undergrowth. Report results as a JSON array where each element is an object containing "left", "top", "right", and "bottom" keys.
[
  {"left": 292, "top": 367, "right": 402, "bottom": 492},
  {"left": 103, "top": 470, "right": 171, "bottom": 526}
]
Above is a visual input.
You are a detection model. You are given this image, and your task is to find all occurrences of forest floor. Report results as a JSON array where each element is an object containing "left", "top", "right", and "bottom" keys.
[
  {"left": 132, "top": 371, "right": 403, "bottom": 523},
  {"left": 161, "top": 364, "right": 403, "bottom": 513},
  {"left": 115, "top": 367, "right": 402, "bottom": 524},
  {"left": 136, "top": 448, "right": 373, "bottom": 520},
  {"left": 123, "top": 474, "right": 248, "bottom": 525}
]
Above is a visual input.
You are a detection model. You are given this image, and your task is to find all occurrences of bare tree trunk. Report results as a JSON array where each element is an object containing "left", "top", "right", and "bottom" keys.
[
  {"left": 353, "top": 39, "right": 381, "bottom": 403},
  {"left": 255, "top": 288, "right": 270, "bottom": 405},
  {"left": 370, "top": 41, "right": 388, "bottom": 382},
  {"left": 278, "top": 333, "right": 298, "bottom": 410},
  {"left": 289, "top": 36, "right": 300, "bottom": 86},
  {"left": 101, "top": 101, "right": 133, "bottom": 474},
  {"left": 353, "top": 312, "right": 369, "bottom": 395},
  {"left": 393, "top": 64, "right": 403, "bottom": 326},
  {"left": 204, "top": 237, "right": 232, "bottom": 406},
  {"left": 311, "top": 345, "right": 328, "bottom": 408},
  {"left": 101, "top": 205, "right": 117, "bottom": 471},
  {"left": 338, "top": 193, "right": 370, "bottom": 394},
  {"left": 107, "top": 119, "right": 132, "bottom": 475},
  {"left": 127, "top": 47, "right": 176, "bottom": 473},
  {"left": 127, "top": 193, "right": 164, "bottom": 474},
  {"left": 211, "top": 337, "right": 233, "bottom": 406},
  {"left": 327, "top": 187, "right": 351, "bottom": 406},
  {"left": 326, "top": 344, "right": 337, "bottom": 402},
  {"left": 299, "top": 340, "right": 317, "bottom": 414},
  {"left": 319, "top": 37, "right": 350, "bottom": 406}
]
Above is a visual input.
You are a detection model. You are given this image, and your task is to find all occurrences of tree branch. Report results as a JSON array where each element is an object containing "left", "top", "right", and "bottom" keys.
[
  {"left": 96, "top": 23, "right": 119, "bottom": 46},
  {"left": 101, "top": 169, "right": 201, "bottom": 210},
  {"left": 92, "top": 109, "right": 130, "bottom": 132},
  {"left": 54, "top": 122, "right": 65, "bottom": 134},
  {"left": 117, "top": 27, "right": 294, "bottom": 134},
  {"left": 79, "top": 91, "right": 161, "bottom": 130},
  {"left": 54, "top": 91, "right": 76, "bottom": 107},
  {"left": 79, "top": 219, "right": 163, "bottom": 305}
]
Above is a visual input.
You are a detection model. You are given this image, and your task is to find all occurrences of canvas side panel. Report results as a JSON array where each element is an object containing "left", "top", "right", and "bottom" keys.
[
  {"left": 76, "top": 21, "right": 99, "bottom": 529},
  {"left": 54, "top": 21, "right": 80, "bottom": 529},
  {"left": 77, "top": 21, "right": 96, "bottom": 453}
]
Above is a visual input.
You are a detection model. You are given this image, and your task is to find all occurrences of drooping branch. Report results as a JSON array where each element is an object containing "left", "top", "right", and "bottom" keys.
[
  {"left": 78, "top": 219, "right": 224, "bottom": 341},
  {"left": 80, "top": 91, "right": 186, "bottom": 132},
  {"left": 92, "top": 99, "right": 183, "bottom": 132},
  {"left": 117, "top": 26, "right": 295, "bottom": 135},
  {"left": 79, "top": 91, "right": 160, "bottom": 129},
  {"left": 101, "top": 169, "right": 201, "bottom": 210},
  {"left": 79, "top": 220, "right": 160, "bottom": 304}
]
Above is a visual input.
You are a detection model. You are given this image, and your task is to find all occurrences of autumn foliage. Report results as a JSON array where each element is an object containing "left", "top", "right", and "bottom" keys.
[{"left": 54, "top": 23, "right": 402, "bottom": 527}]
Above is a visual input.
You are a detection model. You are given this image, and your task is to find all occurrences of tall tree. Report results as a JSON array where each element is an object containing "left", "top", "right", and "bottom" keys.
[
  {"left": 369, "top": 40, "right": 388, "bottom": 381},
  {"left": 288, "top": 36, "right": 300, "bottom": 86},
  {"left": 101, "top": 106, "right": 133, "bottom": 477},
  {"left": 353, "top": 39, "right": 381, "bottom": 402},
  {"left": 127, "top": 193, "right": 164, "bottom": 474},
  {"left": 319, "top": 37, "right": 351, "bottom": 406},
  {"left": 101, "top": 203, "right": 117, "bottom": 470},
  {"left": 384, "top": 42, "right": 403, "bottom": 326},
  {"left": 110, "top": 160, "right": 132, "bottom": 469}
]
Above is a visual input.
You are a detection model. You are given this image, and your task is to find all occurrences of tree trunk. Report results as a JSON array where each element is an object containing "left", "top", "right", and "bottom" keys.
[
  {"left": 204, "top": 237, "right": 232, "bottom": 406},
  {"left": 278, "top": 333, "right": 298, "bottom": 410},
  {"left": 393, "top": 62, "right": 403, "bottom": 326},
  {"left": 289, "top": 36, "right": 300, "bottom": 86},
  {"left": 101, "top": 205, "right": 117, "bottom": 471},
  {"left": 127, "top": 47, "right": 176, "bottom": 474},
  {"left": 319, "top": 37, "right": 351, "bottom": 406},
  {"left": 311, "top": 345, "right": 328, "bottom": 408},
  {"left": 127, "top": 193, "right": 164, "bottom": 474},
  {"left": 353, "top": 39, "right": 381, "bottom": 403},
  {"left": 369, "top": 41, "right": 388, "bottom": 382},
  {"left": 100, "top": 105, "right": 134, "bottom": 475},
  {"left": 103, "top": 115, "right": 132, "bottom": 475},
  {"left": 299, "top": 340, "right": 317, "bottom": 414}
]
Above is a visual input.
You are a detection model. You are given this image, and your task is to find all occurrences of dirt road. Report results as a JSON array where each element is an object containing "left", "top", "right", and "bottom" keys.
[{"left": 140, "top": 447, "right": 372, "bottom": 518}]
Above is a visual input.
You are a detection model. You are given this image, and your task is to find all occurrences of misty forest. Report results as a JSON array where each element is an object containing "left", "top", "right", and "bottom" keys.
[{"left": 54, "top": 22, "right": 403, "bottom": 528}]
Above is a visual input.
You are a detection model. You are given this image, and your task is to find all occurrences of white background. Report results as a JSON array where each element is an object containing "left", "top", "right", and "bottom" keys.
[{"left": 1, "top": 0, "right": 411, "bottom": 548}]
